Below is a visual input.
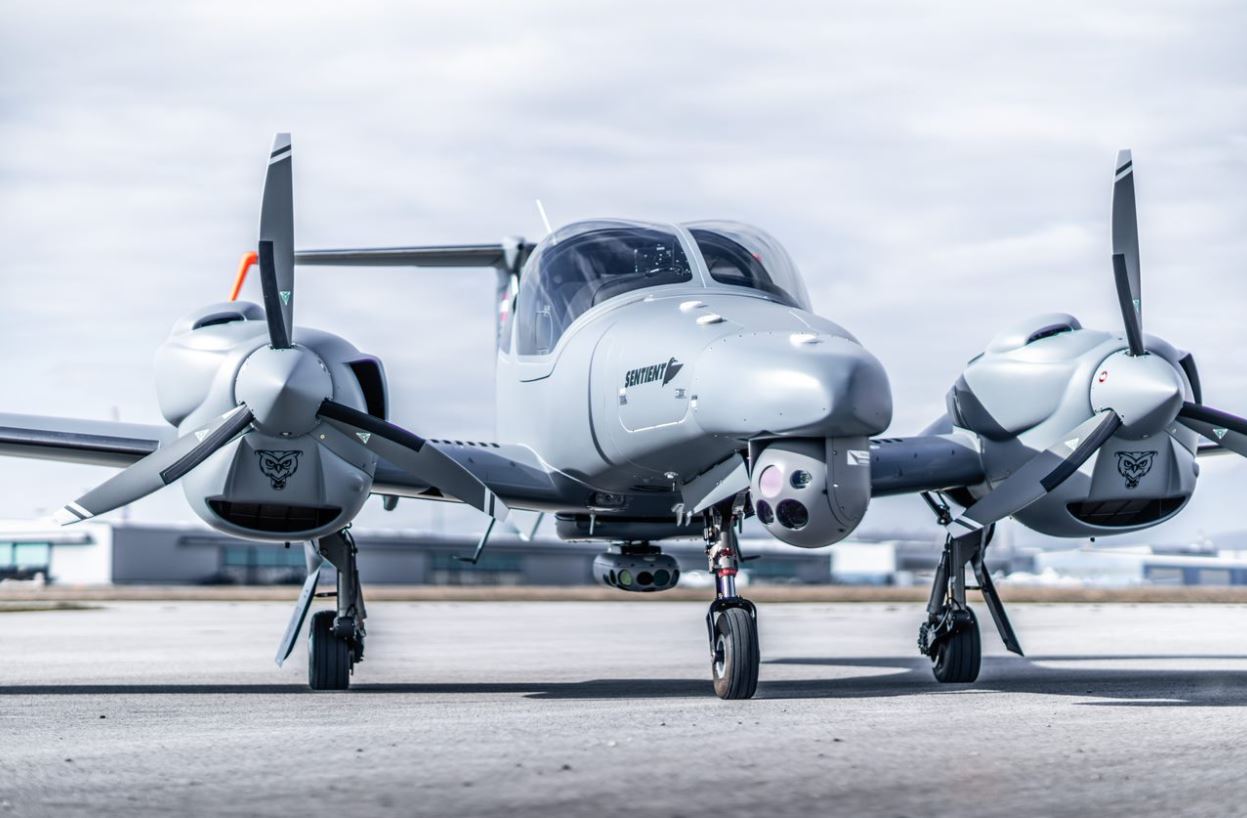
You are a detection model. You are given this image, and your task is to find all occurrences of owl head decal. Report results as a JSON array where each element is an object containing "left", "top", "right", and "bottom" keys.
[
  {"left": 256, "top": 450, "right": 303, "bottom": 490},
  {"left": 1114, "top": 450, "right": 1156, "bottom": 490}
]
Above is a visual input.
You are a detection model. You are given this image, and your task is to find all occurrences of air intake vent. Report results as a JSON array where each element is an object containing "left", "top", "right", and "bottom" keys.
[
  {"left": 209, "top": 499, "right": 341, "bottom": 533},
  {"left": 1067, "top": 495, "right": 1186, "bottom": 528},
  {"left": 348, "top": 358, "right": 387, "bottom": 420}
]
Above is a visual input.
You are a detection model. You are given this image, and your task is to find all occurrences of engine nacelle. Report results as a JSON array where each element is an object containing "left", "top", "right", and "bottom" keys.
[
  {"left": 593, "top": 544, "right": 681, "bottom": 592},
  {"left": 751, "top": 437, "right": 871, "bottom": 547},
  {"left": 154, "top": 301, "right": 390, "bottom": 541}
]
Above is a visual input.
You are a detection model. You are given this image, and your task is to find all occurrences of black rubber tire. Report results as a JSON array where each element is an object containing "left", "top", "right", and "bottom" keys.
[
  {"left": 931, "top": 608, "right": 981, "bottom": 684},
  {"left": 309, "top": 610, "right": 352, "bottom": 690},
  {"left": 711, "top": 606, "right": 760, "bottom": 700}
]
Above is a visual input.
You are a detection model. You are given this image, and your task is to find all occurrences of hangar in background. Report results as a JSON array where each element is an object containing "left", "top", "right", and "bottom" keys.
[
  {"left": 9, "top": 519, "right": 1247, "bottom": 588},
  {"left": 0, "top": 519, "right": 906, "bottom": 587}
]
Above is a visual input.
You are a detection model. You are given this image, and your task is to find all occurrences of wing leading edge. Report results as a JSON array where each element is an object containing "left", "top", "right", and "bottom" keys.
[
  {"left": 0, "top": 413, "right": 173, "bottom": 469},
  {"left": 869, "top": 433, "right": 986, "bottom": 498}
]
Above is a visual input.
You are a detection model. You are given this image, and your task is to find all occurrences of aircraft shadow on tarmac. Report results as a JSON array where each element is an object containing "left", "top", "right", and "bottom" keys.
[
  {"left": 759, "top": 654, "right": 1247, "bottom": 707},
  {"left": 4, "top": 655, "right": 1247, "bottom": 705}
]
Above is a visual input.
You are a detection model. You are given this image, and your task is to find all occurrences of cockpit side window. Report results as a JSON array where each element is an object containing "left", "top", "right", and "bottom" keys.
[
  {"left": 515, "top": 223, "right": 692, "bottom": 356},
  {"left": 686, "top": 222, "right": 811, "bottom": 310}
]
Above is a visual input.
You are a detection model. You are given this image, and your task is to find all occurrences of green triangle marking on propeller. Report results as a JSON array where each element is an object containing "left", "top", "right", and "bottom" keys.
[
  {"left": 279, "top": 291, "right": 292, "bottom": 306},
  {"left": 356, "top": 432, "right": 371, "bottom": 444},
  {"left": 1214, "top": 428, "right": 1228, "bottom": 440}
]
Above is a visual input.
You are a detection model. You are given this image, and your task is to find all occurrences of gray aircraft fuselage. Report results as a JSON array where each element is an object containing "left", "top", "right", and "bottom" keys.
[{"left": 498, "top": 284, "right": 890, "bottom": 497}]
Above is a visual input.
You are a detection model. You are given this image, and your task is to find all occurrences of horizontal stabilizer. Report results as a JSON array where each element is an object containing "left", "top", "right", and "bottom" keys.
[{"left": 295, "top": 238, "right": 532, "bottom": 272}]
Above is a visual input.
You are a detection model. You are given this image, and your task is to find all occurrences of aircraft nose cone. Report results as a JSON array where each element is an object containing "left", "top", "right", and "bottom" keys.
[
  {"left": 1090, "top": 350, "right": 1185, "bottom": 439},
  {"left": 234, "top": 345, "right": 333, "bottom": 437},
  {"left": 691, "top": 331, "right": 892, "bottom": 437}
]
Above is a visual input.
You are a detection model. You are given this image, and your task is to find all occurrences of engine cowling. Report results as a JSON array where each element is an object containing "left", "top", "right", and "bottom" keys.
[
  {"left": 750, "top": 437, "right": 871, "bottom": 547},
  {"left": 156, "top": 302, "right": 389, "bottom": 540}
]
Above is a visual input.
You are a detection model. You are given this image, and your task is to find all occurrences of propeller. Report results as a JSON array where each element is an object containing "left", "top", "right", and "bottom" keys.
[
  {"left": 53, "top": 133, "right": 511, "bottom": 528},
  {"left": 1177, "top": 402, "right": 1247, "bottom": 458},
  {"left": 52, "top": 406, "right": 255, "bottom": 524},
  {"left": 952, "top": 410, "right": 1121, "bottom": 533},
  {"left": 1111, "top": 149, "right": 1144, "bottom": 356},
  {"left": 259, "top": 132, "right": 295, "bottom": 349},
  {"left": 317, "top": 400, "right": 509, "bottom": 522},
  {"left": 950, "top": 150, "right": 1246, "bottom": 529}
]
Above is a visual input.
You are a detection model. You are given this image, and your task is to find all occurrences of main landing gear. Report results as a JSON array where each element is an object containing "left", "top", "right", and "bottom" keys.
[
  {"left": 309, "top": 528, "right": 367, "bottom": 689},
  {"left": 274, "top": 528, "right": 367, "bottom": 690},
  {"left": 704, "top": 501, "right": 759, "bottom": 700},
  {"left": 918, "top": 515, "right": 1023, "bottom": 684}
]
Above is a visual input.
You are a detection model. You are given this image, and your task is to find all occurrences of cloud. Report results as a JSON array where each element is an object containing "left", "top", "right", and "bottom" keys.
[{"left": 0, "top": 0, "right": 1244, "bottom": 539}]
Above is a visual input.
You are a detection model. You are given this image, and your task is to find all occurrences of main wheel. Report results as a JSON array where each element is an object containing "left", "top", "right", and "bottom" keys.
[
  {"left": 711, "top": 606, "right": 759, "bottom": 700},
  {"left": 309, "top": 610, "right": 352, "bottom": 690},
  {"left": 930, "top": 608, "right": 981, "bottom": 684}
]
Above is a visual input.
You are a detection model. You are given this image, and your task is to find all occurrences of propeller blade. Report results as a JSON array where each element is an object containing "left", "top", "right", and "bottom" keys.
[
  {"left": 316, "top": 399, "right": 510, "bottom": 522},
  {"left": 1176, "top": 351, "right": 1203, "bottom": 405},
  {"left": 258, "top": 133, "right": 295, "bottom": 349},
  {"left": 953, "top": 409, "right": 1122, "bottom": 532},
  {"left": 1111, "top": 149, "right": 1144, "bottom": 355},
  {"left": 1176, "top": 402, "right": 1247, "bottom": 458},
  {"left": 52, "top": 406, "right": 254, "bottom": 525}
]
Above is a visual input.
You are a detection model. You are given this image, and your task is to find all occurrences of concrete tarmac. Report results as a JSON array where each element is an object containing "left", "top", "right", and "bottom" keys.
[{"left": 3, "top": 600, "right": 1247, "bottom": 817}]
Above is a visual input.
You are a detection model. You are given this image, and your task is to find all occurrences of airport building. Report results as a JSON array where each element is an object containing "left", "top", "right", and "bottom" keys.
[
  {"left": 0, "top": 519, "right": 866, "bottom": 587},
  {"left": 5, "top": 519, "right": 1243, "bottom": 588}
]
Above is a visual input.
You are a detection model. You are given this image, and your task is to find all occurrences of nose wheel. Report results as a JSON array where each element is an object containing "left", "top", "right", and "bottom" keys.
[
  {"left": 704, "top": 499, "right": 759, "bottom": 700},
  {"left": 709, "top": 602, "right": 759, "bottom": 699}
]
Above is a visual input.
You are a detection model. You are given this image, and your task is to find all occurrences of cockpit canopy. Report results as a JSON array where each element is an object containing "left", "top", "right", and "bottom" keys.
[
  {"left": 685, "top": 220, "right": 810, "bottom": 310},
  {"left": 514, "top": 221, "right": 693, "bottom": 355},
  {"left": 512, "top": 219, "right": 810, "bottom": 356}
]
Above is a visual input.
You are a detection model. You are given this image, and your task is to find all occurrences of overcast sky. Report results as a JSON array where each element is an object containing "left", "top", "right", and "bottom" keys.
[{"left": 1, "top": 1, "right": 1244, "bottom": 545}]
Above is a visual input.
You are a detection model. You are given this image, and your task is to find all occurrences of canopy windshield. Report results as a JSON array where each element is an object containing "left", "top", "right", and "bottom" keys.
[
  {"left": 685, "top": 221, "right": 810, "bottom": 310},
  {"left": 515, "top": 220, "right": 693, "bottom": 355}
]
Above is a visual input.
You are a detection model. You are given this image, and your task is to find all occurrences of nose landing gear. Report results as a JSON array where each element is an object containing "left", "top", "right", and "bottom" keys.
[{"left": 704, "top": 500, "right": 759, "bottom": 699}]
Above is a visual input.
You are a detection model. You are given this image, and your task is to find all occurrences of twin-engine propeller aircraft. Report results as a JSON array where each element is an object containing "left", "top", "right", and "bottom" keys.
[{"left": 2, "top": 137, "right": 1244, "bottom": 698}]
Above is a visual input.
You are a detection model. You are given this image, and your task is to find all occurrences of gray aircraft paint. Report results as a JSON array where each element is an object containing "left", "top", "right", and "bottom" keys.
[{"left": 1, "top": 141, "right": 1243, "bottom": 555}]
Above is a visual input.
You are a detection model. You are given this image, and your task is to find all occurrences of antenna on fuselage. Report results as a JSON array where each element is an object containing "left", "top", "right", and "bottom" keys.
[{"left": 535, "top": 199, "right": 553, "bottom": 237}]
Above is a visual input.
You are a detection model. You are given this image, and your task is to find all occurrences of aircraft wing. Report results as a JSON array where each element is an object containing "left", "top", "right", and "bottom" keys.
[
  {"left": 370, "top": 439, "right": 588, "bottom": 512},
  {"left": 0, "top": 413, "right": 174, "bottom": 468},
  {"left": 869, "top": 433, "right": 986, "bottom": 498},
  {"left": 0, "top": 413, "right": 580, "bottom": 512}
]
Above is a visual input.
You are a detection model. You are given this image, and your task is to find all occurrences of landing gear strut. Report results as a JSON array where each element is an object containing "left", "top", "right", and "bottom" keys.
[
  {"left": 918, "top": 522, "right": 1022, "bottom": 683},
  {"left": 704, "top": 500, "right": 758, "bottom": 700},
  {"left": 309, "top": 528, "right": 366, "bottom": 690}
]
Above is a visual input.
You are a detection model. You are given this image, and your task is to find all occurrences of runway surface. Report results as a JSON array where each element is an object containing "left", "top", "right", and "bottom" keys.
[{"left": 3, "top": 600, "right": 1247, "bottom": 817}]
